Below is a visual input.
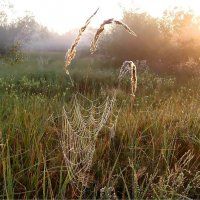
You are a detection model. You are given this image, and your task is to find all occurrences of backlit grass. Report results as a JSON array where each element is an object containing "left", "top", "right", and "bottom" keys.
[{"left": 0, "top": 52, "right": 200, "bottom": 199}]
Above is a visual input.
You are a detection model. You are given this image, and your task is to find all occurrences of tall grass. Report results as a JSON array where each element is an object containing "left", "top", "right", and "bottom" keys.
[
  {"left": 0, "top": 57, "right": 200, "bottom": 198},
  {"left": 0, "top": 10, "right": 199, "bottom": 199}
]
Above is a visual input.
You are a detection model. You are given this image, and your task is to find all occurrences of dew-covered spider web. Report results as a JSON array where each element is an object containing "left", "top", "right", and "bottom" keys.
[
  {"left": 60, "top": 92, "right": 119, "bottom": 187},
  {"left": 60, "top": 61, "right": 136, "bottom": 189}
]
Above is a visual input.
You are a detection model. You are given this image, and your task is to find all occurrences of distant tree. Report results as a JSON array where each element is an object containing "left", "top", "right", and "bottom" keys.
[
  {"left": 99, "top": 10, "right": 165, "bottom": 62},
  {"left": 160, "top": 8, "right": 200, "bottom": 63},
  {"left": 0, "top": 2, "right": 48, "bottom": 64},
  {"left": 99, "top": 9, "right": 200, "bottom": 72}
]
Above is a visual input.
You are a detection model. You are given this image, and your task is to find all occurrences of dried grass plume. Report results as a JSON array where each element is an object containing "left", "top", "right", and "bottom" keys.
[
  {"left": 90, "top": 19, "right": 136, "bottom": 54},
  {"left": 119, "top": 61, "right": 137, "bottom": 100},
  {"left": 64, "top": 9, "right": 136, "bottom": 76},
  {"left": 64, "top": 8, "right": 99, "bottom": 74}
]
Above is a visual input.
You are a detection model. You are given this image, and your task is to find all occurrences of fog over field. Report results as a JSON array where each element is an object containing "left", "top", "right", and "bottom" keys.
[{"left": 0, "top": 0, "right": 200, "bottom": 199}]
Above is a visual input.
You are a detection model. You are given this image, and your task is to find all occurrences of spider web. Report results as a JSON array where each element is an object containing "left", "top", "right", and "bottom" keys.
[
  {"left": 60, "top": 61, "right": 136, "bottom": 189},
  {"left": 60, "top": 92, "right": 119, "bottom": 187}
]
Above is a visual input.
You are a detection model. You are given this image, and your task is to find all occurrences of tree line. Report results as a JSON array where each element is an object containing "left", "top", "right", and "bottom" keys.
[{"left": 99, "top": 8, "right": 200, "bottom": 75}]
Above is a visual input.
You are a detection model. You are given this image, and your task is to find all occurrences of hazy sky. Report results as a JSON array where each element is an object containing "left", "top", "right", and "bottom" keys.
[{"left": 7, "top": 0, "right": 200, "bottom": 34}]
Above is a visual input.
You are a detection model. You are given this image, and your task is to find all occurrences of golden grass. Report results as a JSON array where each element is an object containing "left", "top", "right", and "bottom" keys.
[
  {"left": 90, "top": 18, "right": 136, "bottom": 54},
  {"left": 64, "top": 9, "right": 136, "bottom": 74},
  {"left": 119, "top": 61, "right": 137, "bottom": 99},
  {"left": 64, "top": 8, "right": 99, "bottom": 74}
]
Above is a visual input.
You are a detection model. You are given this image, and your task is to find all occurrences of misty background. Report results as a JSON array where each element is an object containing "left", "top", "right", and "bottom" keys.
[{"left": 1, "top": 1, "right": 200, "bottom": 77}]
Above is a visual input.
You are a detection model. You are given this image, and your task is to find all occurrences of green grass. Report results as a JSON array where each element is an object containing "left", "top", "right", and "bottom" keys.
[{"left": 0, "top": 52, "right": 200, "bottom": 199}]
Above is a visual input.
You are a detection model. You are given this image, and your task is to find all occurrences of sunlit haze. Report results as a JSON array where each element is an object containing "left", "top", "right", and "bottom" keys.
[{"left": 7, "top": 0, "right": 200, "bottom": 34}]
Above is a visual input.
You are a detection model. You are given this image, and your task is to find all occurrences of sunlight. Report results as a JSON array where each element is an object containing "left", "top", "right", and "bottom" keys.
[
  {"left": 8, "top": 0, "right": 200, "bottom": 33},
  {"left": 1, "top": 0, "right": 200, "bottom": 198}
]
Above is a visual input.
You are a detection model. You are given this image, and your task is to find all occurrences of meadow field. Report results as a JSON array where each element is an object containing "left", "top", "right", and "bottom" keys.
[{"left": 0, "top": 52, "right": 200, "bottom": 199}]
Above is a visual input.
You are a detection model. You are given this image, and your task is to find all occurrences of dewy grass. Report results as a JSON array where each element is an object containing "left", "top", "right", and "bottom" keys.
[
  {"left": 0, "top": 60, "right": 200, "bottom": 199},
  {"left": 1, "top": 8, "right": 200, "bottom": 200}
]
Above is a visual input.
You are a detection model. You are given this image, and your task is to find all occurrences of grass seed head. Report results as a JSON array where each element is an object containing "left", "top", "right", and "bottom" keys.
[
  {"left": 64, "top": 8, "right": 99, "bottom": 73},
  {"left": 90, "top": 19, "right": 136, "bottom": 54},
  {"left": 119, "top": 61, "right": 137, "bottom": 99}
]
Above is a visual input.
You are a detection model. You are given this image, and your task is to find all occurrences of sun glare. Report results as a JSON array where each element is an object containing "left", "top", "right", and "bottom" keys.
[{"left": 8, "top": 0, "right": 200, "bottom": 34}]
